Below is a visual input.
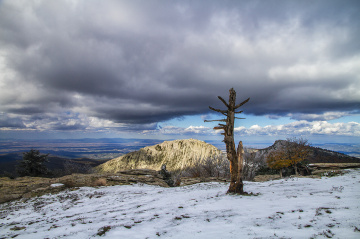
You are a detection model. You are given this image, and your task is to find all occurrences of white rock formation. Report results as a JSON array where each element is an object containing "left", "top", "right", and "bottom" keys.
[{"left": 96, "top": 139, "right": 223, "bottom": 173}]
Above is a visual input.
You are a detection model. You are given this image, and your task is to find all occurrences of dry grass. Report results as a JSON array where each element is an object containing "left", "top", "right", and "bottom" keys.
[
  {"left": 92, "top": 178, "right": 107, "bottom": 186},
  {"left": 63, "top": 179, "right": 76, "bottom": 188}
]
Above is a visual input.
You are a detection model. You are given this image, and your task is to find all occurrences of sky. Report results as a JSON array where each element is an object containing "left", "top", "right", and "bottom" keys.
[{"left": 0, "top": 0, "right": 359, "bottom": 145}]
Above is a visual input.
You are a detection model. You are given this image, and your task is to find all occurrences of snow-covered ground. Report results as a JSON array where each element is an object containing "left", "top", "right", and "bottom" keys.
[{"left": 1, "top": 170, "right": 360, "bottom": 239}]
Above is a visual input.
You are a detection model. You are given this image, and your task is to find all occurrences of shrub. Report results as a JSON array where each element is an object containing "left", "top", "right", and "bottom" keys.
[
  {"left": 63, "top": 179, "right": 76, "bottom": 188},
  {"left": 92, "top": 178, "right": 107, "bottom": 187},
  {"left": 243, "top": 149, "right": 267, "bottom": 180}
]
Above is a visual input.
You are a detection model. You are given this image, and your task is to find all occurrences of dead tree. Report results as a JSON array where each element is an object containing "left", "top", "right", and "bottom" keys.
[{"left": 205, "top": 88, "right": 249, "bottom": 194}]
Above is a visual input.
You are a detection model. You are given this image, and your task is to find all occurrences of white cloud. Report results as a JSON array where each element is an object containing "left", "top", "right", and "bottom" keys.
[
  {"left": 142, "top": 125, "right": 214, "bottom": 136},
  {"left": 142, "top": 120, "right": 360, "bottom": 138},
  {"left": 235, "top": 121, "right": 360, "bottom": 137}
]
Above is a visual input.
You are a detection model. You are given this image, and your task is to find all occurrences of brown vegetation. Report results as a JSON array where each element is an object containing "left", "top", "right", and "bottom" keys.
[
  {"left": 266, "top": 137, "right": 310, "bottom": 177},
  {"left": 0, "top": 169, "right": 169, "bottom": 203}
]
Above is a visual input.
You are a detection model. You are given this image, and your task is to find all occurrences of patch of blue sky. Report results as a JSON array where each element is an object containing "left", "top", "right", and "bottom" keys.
[
  {"left": 329, "top": 114, "right": 360, "bottom": 124},
  {"left": 161, "top": 113, "right": 296, "bottom": 129}
]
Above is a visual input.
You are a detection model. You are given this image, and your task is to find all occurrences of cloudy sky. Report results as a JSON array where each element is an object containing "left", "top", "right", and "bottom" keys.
[{"left": 0, "top": 0, "right": 359, "bottom": 144}]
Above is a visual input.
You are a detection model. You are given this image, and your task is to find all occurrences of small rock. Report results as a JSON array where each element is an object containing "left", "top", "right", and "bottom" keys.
[{"left": 10, "top": 226, "right": 26, "bottom": 231}]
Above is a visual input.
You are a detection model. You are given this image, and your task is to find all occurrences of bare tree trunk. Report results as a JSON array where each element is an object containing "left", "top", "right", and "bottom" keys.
[
  {"left": 238, "top": 141, "right": 244, "bottom": 175},
  {"left": 226, "top": 140, "right": 242, "bottom": 193},
  {"left": 294, "top": 164, "right": 298, "bottom": 176},
  {"left": 229, "top": 141, "right": 244, "bottom": 194},
  {"left": 206, "top": 88, "right": 249, "bottom": 194}
]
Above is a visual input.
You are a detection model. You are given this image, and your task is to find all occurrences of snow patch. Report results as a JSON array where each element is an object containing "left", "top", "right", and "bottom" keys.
[{"left": 50, "top": 183, "right": 64, "bottom": 188}]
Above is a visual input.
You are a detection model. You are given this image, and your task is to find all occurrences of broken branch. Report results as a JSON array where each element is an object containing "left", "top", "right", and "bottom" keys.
[
  {"left": 204, "top": 119, "right": 226, "bottom": 122},
  {"left": 218, "top": 96, "right": 229, "bottom": 108},
  {"left": 213, "top": 126, "right": 225, "bottom": 130},
  {"left": 209, "top": 106, "right": 228, "bottom": 114},
  {"left": 234, "top": 97, "right": 250, "bottom": 109}
]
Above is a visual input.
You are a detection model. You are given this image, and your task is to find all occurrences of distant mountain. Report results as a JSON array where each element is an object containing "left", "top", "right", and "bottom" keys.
[
  {"left": 256, "top": 140, "right": 360, "bottom": 164},
  {"left": 309, "top": 146, "right": 360, "bottom": 163},
  {"left": 96, "top": 139, "right": 223, "bottom": 173}
]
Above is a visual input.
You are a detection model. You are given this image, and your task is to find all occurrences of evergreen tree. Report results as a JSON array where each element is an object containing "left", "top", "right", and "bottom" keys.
[{"left": 17, "top": 149, "right": 49, "bottom": 177}]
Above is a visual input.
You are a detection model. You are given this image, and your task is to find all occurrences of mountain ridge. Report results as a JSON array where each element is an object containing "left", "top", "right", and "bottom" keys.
[{"left": 257, "top": 140, "right": 360, "bottom": 164}]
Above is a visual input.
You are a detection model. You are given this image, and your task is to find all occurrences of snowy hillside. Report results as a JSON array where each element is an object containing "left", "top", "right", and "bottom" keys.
[{"left": 1, "top": 170, "right": 360, "bottom": 239}]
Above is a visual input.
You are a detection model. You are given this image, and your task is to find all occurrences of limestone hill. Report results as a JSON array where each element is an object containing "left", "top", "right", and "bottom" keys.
[{"left": 96, "top": 139, "right": 224, "bottom": 173}]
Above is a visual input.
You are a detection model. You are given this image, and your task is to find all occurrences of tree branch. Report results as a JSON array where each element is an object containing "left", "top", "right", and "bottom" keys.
[
  {"left": 209, "top": 106, "right": 228, "bottom": 114},
  {"left": 234, "top": 97, "right": 250, "bottom": 109},
  {"left": 213, "top": 126, "right": 225, "bottom": 130},
  {"left": 204, "top": 119, "right": 226, "bottom": 122},
  {"left": 218, "top": 96, "right": 229, "bottom": 108}
]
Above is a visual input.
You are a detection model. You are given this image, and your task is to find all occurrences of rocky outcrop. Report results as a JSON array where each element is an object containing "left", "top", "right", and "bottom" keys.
[{"left": 96, "top": 139, "right": 224, "bottom": 173}]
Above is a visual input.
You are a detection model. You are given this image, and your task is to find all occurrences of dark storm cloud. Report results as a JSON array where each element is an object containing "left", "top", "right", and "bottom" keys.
[
  {"left": 0, "top": 113, "right": 26, "bottom": 129},
  {"left": 0, "top": 0, "right": 359, "bottom": 131},
  {"left": 51, "top": 122, "right": 87, "bottom": 131}
]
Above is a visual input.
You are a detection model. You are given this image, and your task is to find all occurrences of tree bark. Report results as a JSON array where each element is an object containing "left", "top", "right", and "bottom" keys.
[
  {"left": 294, "top": 164, "right": 298, "bottom": 176},
  {"left": 228, "top": 141, "right": 244, "bottom": 194}
]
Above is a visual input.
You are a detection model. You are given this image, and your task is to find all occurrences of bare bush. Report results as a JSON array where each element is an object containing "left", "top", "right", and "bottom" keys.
[
  {"left": 92, "top": 178, "right": 107, "bottom": 187},
  {"left": 63, "top": 179, "right": 76, "bottom": 188},
  {"left": 174, "top": 149, "right": 268, "bottom": 181},
  {"left": 185, "top": 161, "right": 203, "bottom": 178},
  {"left": 179, "top": 155, "right": 230, "bottom": 178},
  {"left": 243, "top": 148, "right": 267, "bottom": 181}
]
